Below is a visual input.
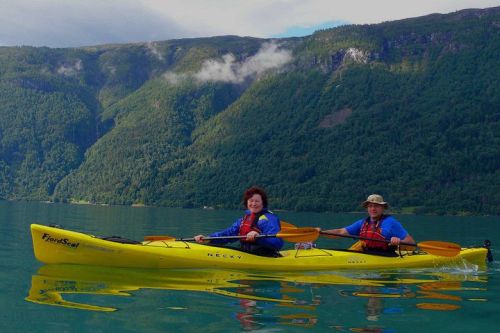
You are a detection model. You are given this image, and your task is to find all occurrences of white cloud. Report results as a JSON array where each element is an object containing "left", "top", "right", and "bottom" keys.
[
  {"left": 144, "top": 0, "right": 500, "bottom": 37},
  {"left": 164, "top": 42, "right": 292, "bottom": 84},
  {"left": 163, "top": 72, "right": 189, "bottom": 85},
  {"left": 195, "top": 42, "right": 292, "bottom": 83},
  {"left": 146, "top": 42, "right": 164, "bottom": 61},
  {"left": 0, "top": 0, "right": 499, "bottom": 47},
  {"left": 0, "top": 0, "right": 190, "bottom": 47},
  {"left": 57, "top": 59, "right": 83, "bottom": 76}
]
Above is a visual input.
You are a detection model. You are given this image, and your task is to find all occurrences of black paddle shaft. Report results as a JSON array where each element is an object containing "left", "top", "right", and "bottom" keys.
[
  {"left": 179, "top": 234, "right": 276, "bottom": 242},
  {"left": 320, "top": 231, "right": 417, "bottom": 247}
]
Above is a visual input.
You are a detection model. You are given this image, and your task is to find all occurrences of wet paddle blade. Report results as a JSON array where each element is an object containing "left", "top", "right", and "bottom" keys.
[
  {"left": 277, "top": 228, "right": 319, "bottom": 242},
  {"left": 280, "top": 221, "right": 297, "bottom": 230},
  {"left": 417, "top": 241, "right": 461, "bottom": 257}
]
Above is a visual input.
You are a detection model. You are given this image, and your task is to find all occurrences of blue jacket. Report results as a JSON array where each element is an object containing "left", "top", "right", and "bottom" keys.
[
  {"left": 209, "top": 209, "right": 284, "bottom": 251},
  {"left": 345, "top": 215, "right": 408, "bottom": 240}
]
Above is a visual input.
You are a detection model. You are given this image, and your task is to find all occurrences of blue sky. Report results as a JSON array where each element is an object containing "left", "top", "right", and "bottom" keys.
[
  {"left": 271, "top": 20, "right": 349, "bottom": 38},
  {"left": 1, "top": 0, "right": 499, "bottom": 48}
]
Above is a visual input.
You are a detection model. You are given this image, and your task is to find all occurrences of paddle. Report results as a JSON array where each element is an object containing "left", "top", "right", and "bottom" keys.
[
  {"left": 280, "top": 220, "right": 297, "bottom": 230},
  {"left": 319, "top": 231, "right": 461, "bottom": 257},
  {"left": 144, "top": 220, "right": 298, "bottom": 241},
  {"left": 144, "top": 227, "right": 319, "bottom": 243}
]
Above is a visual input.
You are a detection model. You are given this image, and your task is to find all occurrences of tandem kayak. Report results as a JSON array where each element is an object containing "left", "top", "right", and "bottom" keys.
[{"left": 30, "top": 224, "right": 489, "bottom": 271}]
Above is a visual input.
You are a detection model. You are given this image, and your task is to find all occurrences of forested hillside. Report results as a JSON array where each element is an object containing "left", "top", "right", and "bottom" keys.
[{"left": 1, "top": 8, "right": 499, "bottom": 215}]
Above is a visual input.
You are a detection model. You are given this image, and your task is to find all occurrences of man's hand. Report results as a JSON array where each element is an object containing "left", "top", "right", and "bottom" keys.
[{"left": 390, "top": 237, "right": 401, "bottom": 246}]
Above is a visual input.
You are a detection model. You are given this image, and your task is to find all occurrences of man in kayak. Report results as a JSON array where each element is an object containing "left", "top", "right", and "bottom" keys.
[
  {"left": 194, "top": 186, "right": 284, "bottom": 257},
  {"left": 322, "top": 194, "right": 416, "bottom": 253}
]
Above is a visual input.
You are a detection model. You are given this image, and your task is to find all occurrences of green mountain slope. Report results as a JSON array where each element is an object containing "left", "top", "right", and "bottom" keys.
[{"left": 1, "top": 8, "right": 499, "bottom": 214}]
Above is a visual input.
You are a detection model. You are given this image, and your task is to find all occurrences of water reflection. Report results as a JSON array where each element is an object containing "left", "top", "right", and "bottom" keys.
[
  {"left": 26, "top": 265, "right": 488, "bottom": 331},
  {"left": 332, "top": 270, "right": 487, "bottom": 332}
]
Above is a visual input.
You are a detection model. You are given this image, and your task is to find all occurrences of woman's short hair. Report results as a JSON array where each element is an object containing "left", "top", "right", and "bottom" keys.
[{"left": 243, "top": 186, "right": 268, "bottom": 208}]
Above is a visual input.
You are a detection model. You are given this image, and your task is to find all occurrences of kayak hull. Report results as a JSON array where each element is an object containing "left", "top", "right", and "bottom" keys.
[{"left": 30, "top": 224, "right": 488, "bottom": 271}]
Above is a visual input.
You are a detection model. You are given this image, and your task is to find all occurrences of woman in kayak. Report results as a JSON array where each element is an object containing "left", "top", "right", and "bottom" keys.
[
  {"left": 194, "top": 186, "right": 283, "bottom": 257},
  {"left": 322, "top": 194, "right": 416, "bottom": 253}
]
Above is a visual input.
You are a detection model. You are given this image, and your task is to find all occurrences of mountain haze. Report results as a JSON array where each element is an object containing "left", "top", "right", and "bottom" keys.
[{"left": 0, "top": 7, "right": 499, "bottom": 215}]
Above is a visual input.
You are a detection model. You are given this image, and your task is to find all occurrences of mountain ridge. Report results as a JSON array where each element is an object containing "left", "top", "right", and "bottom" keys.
[{"left": 0, "top": 7, "right": 499, "bottom": 215}]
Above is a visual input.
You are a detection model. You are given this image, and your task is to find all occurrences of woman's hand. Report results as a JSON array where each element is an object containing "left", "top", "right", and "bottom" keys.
[
  {"left": 245, "top": 231, "right": 259, "bottom": 242},
  {"left": 194, "top": 235, "right": 208, "bottom": 243}
]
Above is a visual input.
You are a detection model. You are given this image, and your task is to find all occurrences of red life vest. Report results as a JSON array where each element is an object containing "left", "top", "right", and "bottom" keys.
[
  {"left": 359, "top": 216, "right": 390, "bottom": 251},
  {"left": 238, "top": 213, "right": 261, "bottom": 242}
]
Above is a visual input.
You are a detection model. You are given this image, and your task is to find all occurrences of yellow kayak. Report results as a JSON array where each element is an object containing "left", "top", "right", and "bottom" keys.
[{"left": 30, "top": 224, "right": 488, "bottom": 271}]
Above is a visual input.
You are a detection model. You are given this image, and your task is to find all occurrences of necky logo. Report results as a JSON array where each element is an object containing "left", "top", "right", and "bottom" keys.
[
  {"left": 207, "top": 252, "right": 242, "bottom": 259},
  {"left": 41, "top": 233, "right": 80, "bottom": 248}
]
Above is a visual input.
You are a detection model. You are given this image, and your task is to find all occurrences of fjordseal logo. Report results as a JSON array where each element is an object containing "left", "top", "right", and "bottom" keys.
[{"left": 41, "top": 233, "right": 80, "bottom": 249}]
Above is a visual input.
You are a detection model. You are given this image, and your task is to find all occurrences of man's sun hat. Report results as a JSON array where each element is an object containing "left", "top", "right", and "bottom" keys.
[{"left": 362, "top": 194, "right": 388, "bottom": 208}]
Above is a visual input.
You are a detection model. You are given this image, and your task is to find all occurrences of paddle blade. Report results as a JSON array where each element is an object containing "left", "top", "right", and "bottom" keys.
[
  {"left": 277, "top": 228, "right": 319, "bottom": 242},
  {"left": 144, "top": 235, "right": 176, "bottom": 241},
  {"left": 280, "top": 221, "right": 297, "bottom": 230},
  {"left": 417, "top": 241, "right": 461, "bottom": 257}
]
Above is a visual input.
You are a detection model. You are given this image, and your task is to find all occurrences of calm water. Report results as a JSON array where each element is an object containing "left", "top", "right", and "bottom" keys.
[{"left": 1, "top": 201, "right": 499, "bottom": 333}]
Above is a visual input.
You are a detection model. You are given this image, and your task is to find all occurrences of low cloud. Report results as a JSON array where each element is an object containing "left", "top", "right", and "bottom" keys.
[
  {"left": 146, "top": 41, "right": 163, "bottom": 61},
  {"left": 57, "top": 59, "right": 83, "bottom": 76},
  {"left": 163, "top": 72, "right": 189, "bottom": 85},
  {"left": 164, "top": 42, "right": 292, "bottom": 84}
]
